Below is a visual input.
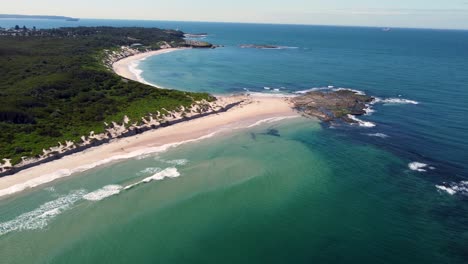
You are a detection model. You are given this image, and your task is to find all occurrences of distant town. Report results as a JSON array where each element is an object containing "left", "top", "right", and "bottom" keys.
[{"left": 0, "top": 25, "right": 43, "bottom": 37}]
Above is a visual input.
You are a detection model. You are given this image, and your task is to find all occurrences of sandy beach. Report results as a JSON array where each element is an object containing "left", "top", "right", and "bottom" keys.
[
  {"left": 112, "top": 48, "right": 188, "bottom": 85},
  {"left": 0, "top": 49, "right": 299, "bottom": 198}
]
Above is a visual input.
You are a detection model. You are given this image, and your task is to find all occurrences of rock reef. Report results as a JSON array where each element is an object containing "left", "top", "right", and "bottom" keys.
[
  {"left": 240, "top": 44, "right": 281, "bottom": 49},
  {"left": 292, "top": 90, "right": 374, "bottom": 123}
]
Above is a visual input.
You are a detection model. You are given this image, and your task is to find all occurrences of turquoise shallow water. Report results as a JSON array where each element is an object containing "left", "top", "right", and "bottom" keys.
[
  {"left": 0, "top": 19, "right": 467, "bottom": 263},
  {"left": 0, "top": 119, "right": 467, "bottom": 263}
]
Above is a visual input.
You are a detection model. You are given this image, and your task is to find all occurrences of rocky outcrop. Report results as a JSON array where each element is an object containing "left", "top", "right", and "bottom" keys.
[
  {"left": 240, "top": 44, "right": 281, "bottom": 49},
  {"left": 292, "top": 90, "right": 374, "bottom": 123},
  {"left": 183, "top": 40, "right": 213, "bottom": 48}
]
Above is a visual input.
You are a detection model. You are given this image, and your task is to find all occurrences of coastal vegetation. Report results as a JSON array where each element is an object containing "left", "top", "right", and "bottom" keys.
[{"left": 0, "top": 26, "right": 215, "bottom": 166}]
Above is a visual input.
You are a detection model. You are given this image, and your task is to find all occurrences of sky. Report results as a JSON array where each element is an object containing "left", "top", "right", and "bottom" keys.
[{"left": 3, "top": 0, "right": 468, "bottom": 29}]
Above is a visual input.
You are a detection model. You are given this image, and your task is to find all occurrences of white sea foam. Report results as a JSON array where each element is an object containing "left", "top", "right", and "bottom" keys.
[
  {"left": 366, "top": 133, "right": 389, "bottom": 138},
  {"left": 333, "top": 88, "right": 366, "bottom": 95},
  {"left": 0, "top": 189, "right": 86, "bottom": 236},
  {"left": 83, "top": 185, "right": 123, "bottom": 201},
  {"left": 124, "top": 167, "right": 181, "bottom": 190},
  {"left": 347, "top": 115, "right": 376, "bottom": 128},
  {"left": 44, "top": 186, "right": 56, "bottom": 192},
  {"left": 436, "top": 181, "right": 468, "bottom": 196},
  {"left": 162, "top": 159, "right": 189, "bottom": 166},
  {"left": 374, "top": 98, "right": 419, "bottom": 105},
  {"left": 364, "top": 105, "right": 375, "bottom": 115},
  {"left": 135, "top": 153, "right": 153, "bottom": 160},
  {"left": 128, "top": 60, "right": 152, "bottom": 86},
  {"left": 263, "top": 87, "right": 271, "bottom": 90},
  {"left": 247, "top": 116, "right": 300, "bottom": 128},
  {"left": 294, "top": 87, "right": 329, "bottom": 94},
  {"left": 294, "top": 87, "right": 366, "bottom": 96},
  {"left": 138, "top": 167, "right": 162, "bottom": 176},
  {"left": 408, "top": 162, "right": 428, "bottom": 172},
  {"left": 0, "top": 132, "right": 218, "bottom": 198},
  {"left": 142, "top": 167, "right": 180, "bottom": 182}
]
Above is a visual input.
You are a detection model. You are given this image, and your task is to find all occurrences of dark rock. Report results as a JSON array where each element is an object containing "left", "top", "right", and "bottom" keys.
[{"left": 292, "top": 90, "right": 374, "bottom": 124}]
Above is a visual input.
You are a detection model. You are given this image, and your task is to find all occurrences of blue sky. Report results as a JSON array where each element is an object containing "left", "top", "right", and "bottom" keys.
[{"left": 3, "top": 0, "right": 468, "bottom": 29}]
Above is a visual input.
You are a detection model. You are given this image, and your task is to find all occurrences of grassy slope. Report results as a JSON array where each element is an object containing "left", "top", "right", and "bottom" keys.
[{"left": 0, "top": 27, "right": 214, "bottom": 164}]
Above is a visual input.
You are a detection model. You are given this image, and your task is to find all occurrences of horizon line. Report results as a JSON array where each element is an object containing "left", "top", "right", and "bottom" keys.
[{"left": 1, "top": 13, "right": 467, "bottom": 31}]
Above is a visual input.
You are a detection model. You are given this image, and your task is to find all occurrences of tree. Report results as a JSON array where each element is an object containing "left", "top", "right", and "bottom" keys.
[
  {"left": 14, "top": 25, "right": 20, "bottom": 30},
  {"left": 22, "top": 25, "right": 27, "bottom": 31},
  {"left": 33, "top": 26, "right": 37, "bottom": 32}
]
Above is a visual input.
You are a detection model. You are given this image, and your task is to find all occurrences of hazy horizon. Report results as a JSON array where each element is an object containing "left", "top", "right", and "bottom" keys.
[{"left": 2, "top": 0, "right": 468, "bottom": 30}]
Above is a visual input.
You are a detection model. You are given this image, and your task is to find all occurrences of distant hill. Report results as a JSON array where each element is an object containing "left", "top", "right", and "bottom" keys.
[{"left": 0, "top": 14, "right": 78, "bottom": 20}]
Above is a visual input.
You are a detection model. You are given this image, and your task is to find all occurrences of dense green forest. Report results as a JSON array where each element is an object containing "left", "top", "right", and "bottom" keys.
[{"left": 0, "top": 27, "right": 214, "bottom": 164}]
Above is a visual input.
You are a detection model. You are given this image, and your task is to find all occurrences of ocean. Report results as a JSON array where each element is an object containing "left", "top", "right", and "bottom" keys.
[{"left": 0, "top": 19, "right": 467, "bottom": 263}]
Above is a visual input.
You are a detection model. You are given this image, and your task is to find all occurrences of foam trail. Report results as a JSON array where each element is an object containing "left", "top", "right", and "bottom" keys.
[
  {"left": 347, "top": 115, "right": 376, "bottom": 128},
  {"left": 160, "top": 159, "right": 189, "bottom": 166},
  {"left": 0, "top": 132, "right": 218, "bottom": 198},
  {"left": 364, "top": 105, "right": 375, "bottom": 115},
  {"left": 128, "top": 59, "right": 156, "bottom": 87},
  {"left": 124, "top": 167, "right": 181, "bottom": 190},
  {"left": 83, "top": 185, "right": 123, "bottom": 201},
  {"left": 137, "top": 167, "right": 162, "bottom": 176},
  {"left": 333, "top": 88, "right": 366, "bottom": 95},
  {"left": 142, "top": 167, "right": 180, "bottom": 182},
  {"left": 408, "top": 162, "right": 428, "bottom": 172},
  {"left": 294, "top": 87, "right": 330, "bottom": 94},
  {"left": 294, "top": 87, "right": 366, "bottom": 95},
  {"left": 366, "top": 133, "right": 389, "bottom": 138},
  {"left": 373, "top": 98, "right": 419, "bottom": 105},
  {"left": 0, "top": 190, "right": 86, "bottom": 236},
  {"left": 436, "top": 181, "right": 468, "bottom": 196}
]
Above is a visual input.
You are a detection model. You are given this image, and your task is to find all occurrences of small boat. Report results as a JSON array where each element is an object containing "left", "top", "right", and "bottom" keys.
[{"left": 382, "top": 27, "right": 391, "bottom": 32}]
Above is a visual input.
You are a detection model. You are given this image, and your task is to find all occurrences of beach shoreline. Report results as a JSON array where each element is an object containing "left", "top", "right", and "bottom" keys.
[
  {"left": 112, "top": 47, "right": 188, "bottom": 87},
  {"left": 0, "top": 49, "right": 300, "bottom": 198}
]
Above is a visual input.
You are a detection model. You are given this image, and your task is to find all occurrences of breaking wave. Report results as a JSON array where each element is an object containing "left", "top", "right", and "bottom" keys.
[
  {"left": 366, "top": 133, "right": 389, "bottom": 138},
  {"left": 137, "top": 167, "right": 162, "bottom": 176},
  {"left": 347, "top": 115, "right": 376, "bottom": 128},
  {"left": 83, "top": 185, "right": 123, "bottom": 201},
  {"left": 0, "top": 189, "right": 86, "bottom": 236},
  {"left": 0, "top": 132, "right": 217, "bottom": 198},
  {"left": 0, "top": 166, "right": 185, "bottom": 235},
  {"left": 436, "top": 181, "right": 468, "bottom": 196},
  {"left": 373, "top": 98, "right": 419, "bottom": 105},
  {"left": 161, "top": 159, "right": 189, "bottom": 166},
  {"left": 294, "top": 86, "right": 366, "bottom": 95},
  {"left": 408, "top": 162, "right": 429, "bottom": 172},
  {"left": 124, "top": 167, "right": 181, "bottom": 190}
]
